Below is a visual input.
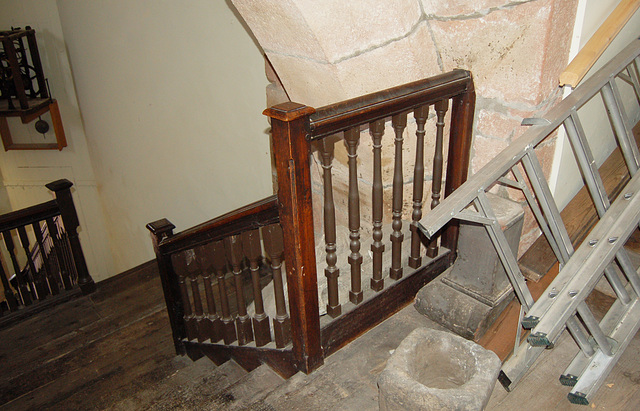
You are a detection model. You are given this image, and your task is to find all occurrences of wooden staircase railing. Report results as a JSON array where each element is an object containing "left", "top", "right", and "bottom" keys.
[
  {"left": 0, "top": 179, "right": 95, "bottom": 326},
  {"left": 147, "top": 69, "right": 475, "bottom": 377}
]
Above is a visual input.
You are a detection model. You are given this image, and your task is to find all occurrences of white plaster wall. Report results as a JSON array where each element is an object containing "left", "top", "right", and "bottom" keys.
[
  {"left": 55, "top": 0, "right": 272, "bottom": 274},
  {"left": 550, "top": 0, "right": 640, "bottom": 208},
  {"left": 0, "top": 0, "right": 115, "bottom": 282}
]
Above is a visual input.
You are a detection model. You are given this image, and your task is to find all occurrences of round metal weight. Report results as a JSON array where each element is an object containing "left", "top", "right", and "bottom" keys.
[{"left": 35, "top": 119, "right": 50, "bottom": 134}]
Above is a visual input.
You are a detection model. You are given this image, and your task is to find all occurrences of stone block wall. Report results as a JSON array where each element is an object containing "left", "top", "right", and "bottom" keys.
[{"left": 233, "top": 0, "right": 579, "bottom": 252}]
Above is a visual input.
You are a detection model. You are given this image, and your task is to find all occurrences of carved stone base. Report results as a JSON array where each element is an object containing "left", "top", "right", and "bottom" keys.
[
  {"left": 415, "top": 193, "right": 523, "bottom": 341},
  {"left": 414, "top": 277, "right": 514, "bottom": 341}
]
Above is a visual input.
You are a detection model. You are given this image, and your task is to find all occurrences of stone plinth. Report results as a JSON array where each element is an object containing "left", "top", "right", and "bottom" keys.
[{"left": 414, "top": 193, "right": 524, "bottom": 340}]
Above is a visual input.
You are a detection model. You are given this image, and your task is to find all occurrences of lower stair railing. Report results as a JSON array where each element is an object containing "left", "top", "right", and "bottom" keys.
[
  {"left": 148, "top": 69, "right": 476, "bottom": 376},
  {"left": 0, "top": 179, "right": 96, "bottom": 326}
]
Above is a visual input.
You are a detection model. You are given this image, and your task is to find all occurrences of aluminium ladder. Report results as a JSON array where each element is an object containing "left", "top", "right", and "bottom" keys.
[{"left": 419, "top": 38, "right": 640, "bottom": 405}]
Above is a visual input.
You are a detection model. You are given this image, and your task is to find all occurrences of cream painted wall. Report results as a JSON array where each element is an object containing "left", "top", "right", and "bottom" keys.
[
  {"left": 550, "top": 0, "right": 640, "bottom": 208},
  {"left": 55, "top": 0, "right": 272, "bottom": 274},
  {"left": 0, "top": 0, "right": 115, "bottom": 282}
]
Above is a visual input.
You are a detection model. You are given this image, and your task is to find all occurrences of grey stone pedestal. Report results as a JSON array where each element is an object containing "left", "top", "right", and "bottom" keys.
[{"left": 415, "top": 193, "right": 524, "bottom": 340}]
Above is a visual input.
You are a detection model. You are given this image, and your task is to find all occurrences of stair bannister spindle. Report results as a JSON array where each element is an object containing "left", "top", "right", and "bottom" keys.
[
  {"left": 171, "top": 251, "right": 198, "bottom": 340},
  {"left": 196, "top": 243, "right": 224, "bottom": 343},
  {"left": 211, "top": 240, "right": 237, "bottom": 344},
  {"left": 318, "top": 136, "right": 341, "bottom": 317},
  {"left": 0, "top": 253, "right": 18, "bottom": 310},
  {"left": 32, "top": 222, "right": 59, "bottom": 295},
  {"left": 242, "top": 229, "right": 272, "bottom": 346},
  {"left": 225, "top": 234, "right": 254, "bottom": 346},
  {"left": 264, "top": 102, "right": 322, "bottom": 373},
  {"left": 409, "top": 105, "right": 429, "bottom": 268},
  {"left": 426, "top": 99, "right": 449, "bottom": 258},
  {"left": 3, "top": 231, "right": 33, "bottom": 305},
  {"left": 370, "top": 119, "right": 386, "bottom": 291},
  {"left": 390, "top": 112, "right": 408, "bottom": 280},
  {"left": 344, "top": 127, "right": 363, "bottom": 304},
  {"left": 262, "top": 224, "right": 292, "bottom": 348},
  {"left": 46, "top": 218, "right": 73, "bottom": 290},
  {"left": 17, "top": 226, "right": 47, "bottom": 300},
  {"left": 184, "top": 249, "right": 206, "bottom": 343}
]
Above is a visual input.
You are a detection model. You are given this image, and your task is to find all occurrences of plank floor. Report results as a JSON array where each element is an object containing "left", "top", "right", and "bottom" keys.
[{"left": 0, "top": 255, "right": 638, "bottom": 409}]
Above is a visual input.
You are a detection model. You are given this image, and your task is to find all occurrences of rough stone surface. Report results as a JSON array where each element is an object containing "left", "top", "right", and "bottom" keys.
[
  {"left": 378, "top": 327, "right": 501, "bottom": 410},
  {"left": 414, "top": 193, "right": 523, "bottom": 339},
  {"left": 232, "top": 0, "right": 579, "bottom": 262},
  {"left": 420, "top": 0, "right": 522, "bottom": 17},
  {"left": 414, "top": 278, "right": 513, "bottom": 340}
]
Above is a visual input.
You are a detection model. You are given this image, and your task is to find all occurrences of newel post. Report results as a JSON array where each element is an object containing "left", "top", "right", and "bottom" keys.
[
  {"left": 147, "top": 218, "right": 186, "bottom": 355},
  {"left": 263, "top": 102, "right": 323, "bottom": 374},
  {"left": 442, "top": 78, "right": 476, "bottom": 259},
  {"left": 46, "top": 179, "right": 96, "bottom": 294}
]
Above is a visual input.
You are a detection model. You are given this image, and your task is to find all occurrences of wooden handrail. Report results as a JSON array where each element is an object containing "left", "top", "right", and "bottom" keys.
[
  {"left": 559, "top": 0, "right": 640, "bottom": 88},
  {"left": 0, "top": 200, "right": 59, "bottom": 232},
  {"left": 308, "top": 70, "right": 472, "bottom": 139},
  {"left": 154, "top": 195, "right": 280, "bottom": 254}
]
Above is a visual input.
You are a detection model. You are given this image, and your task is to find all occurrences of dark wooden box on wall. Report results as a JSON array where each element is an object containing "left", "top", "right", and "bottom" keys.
[{"left": 0, "top": 26, "right": 66, "bottom": 151}]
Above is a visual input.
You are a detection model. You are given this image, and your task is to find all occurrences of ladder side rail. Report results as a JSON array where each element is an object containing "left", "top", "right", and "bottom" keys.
[
  {"left": 474, "top": 192, "right": 535, "bottom": 310},
  {"left": 420, "top": 38, "right": 640, "bottom": 239},
  {"left": 601, "top": 80, "right": 640, "bottom": 174},
  {"left": 527, "top": 171, "right": 640, "bottom": 346},
  {"left": 506, "top": 169, "right": 565, "bottom": 263},
  {"left": 563, "top": 112, "right": 632, "bottom": 304},
  {"left": 565, "top": 283, "right": 640, "bottom": 404},
  {"left": 520, "top": 149, "right": 574, "bottom": 261},
  {"left": 499, "top": 317, "right": 594, "bottom": 391}
]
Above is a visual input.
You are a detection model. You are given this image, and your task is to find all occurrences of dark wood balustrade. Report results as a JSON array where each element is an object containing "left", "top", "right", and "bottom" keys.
[
  {"left": 0, "top": 179, "right": 95, "bottom": 327},
  {"left": 148, "top": 69, "right": 475, "bottom": 377}
]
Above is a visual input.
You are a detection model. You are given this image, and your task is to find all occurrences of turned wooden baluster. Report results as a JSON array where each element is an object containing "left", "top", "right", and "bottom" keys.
[
  {"left": 46, "top": 218, "right": 73, "bottom": 290},
  {"left": 211, "top": 240, "right": 237, "bottom": 344},
  {"left": 196, "top": 243, "right": 224, "bottom": 343},
  {"left": 242, "top": 229, "right": 272, "bottom": 346},
  {"left": 0, "top": 253, "right": 18, "bottom": 310},
  {"left": 409, "top": 105, "right": 429, "bottom": 268},
  {"left": 344, "top": 127, "right": 363, "bottom": 304},
  {"left": 3, "top": 231, "right": 33, "bottom": 304},
  {"left": 318, "top": 137, "right": 341, "bottom": 317},
  {"left": 17, "top": 226, "right": 47, "bottom": 300},
  {"left": 32, "top": 222, "right": 59, "bottom": 295},
  {"left": 184, "top": 249, "right": 207, "bottom": 343},
  {"left": 225, "top": 235, "right": 254, "bottom": 345},
  {"left": 171, "top": 251, "right": 198, "bottom": 340},
  {"left": 390, "top": 112, "right": 408, "bottom": 280},
  {"left": 262, "top": 224, "right": 292, "bottom": 348},
  {"left": 370, "top": 119, "right": 386, "bottom": 291},
  {"left": 427, "top": 99, "right": 449, "bottom": 258}
]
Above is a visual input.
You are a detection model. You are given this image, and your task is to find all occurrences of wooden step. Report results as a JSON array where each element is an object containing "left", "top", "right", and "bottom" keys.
[{"left": 113, "top": 359, "right": 247, "bottom": 410}]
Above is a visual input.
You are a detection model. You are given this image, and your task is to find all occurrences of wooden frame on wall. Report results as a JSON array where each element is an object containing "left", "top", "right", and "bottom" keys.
[{"left": 0, "top": 99, "right": 67, "bottom": 151}]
